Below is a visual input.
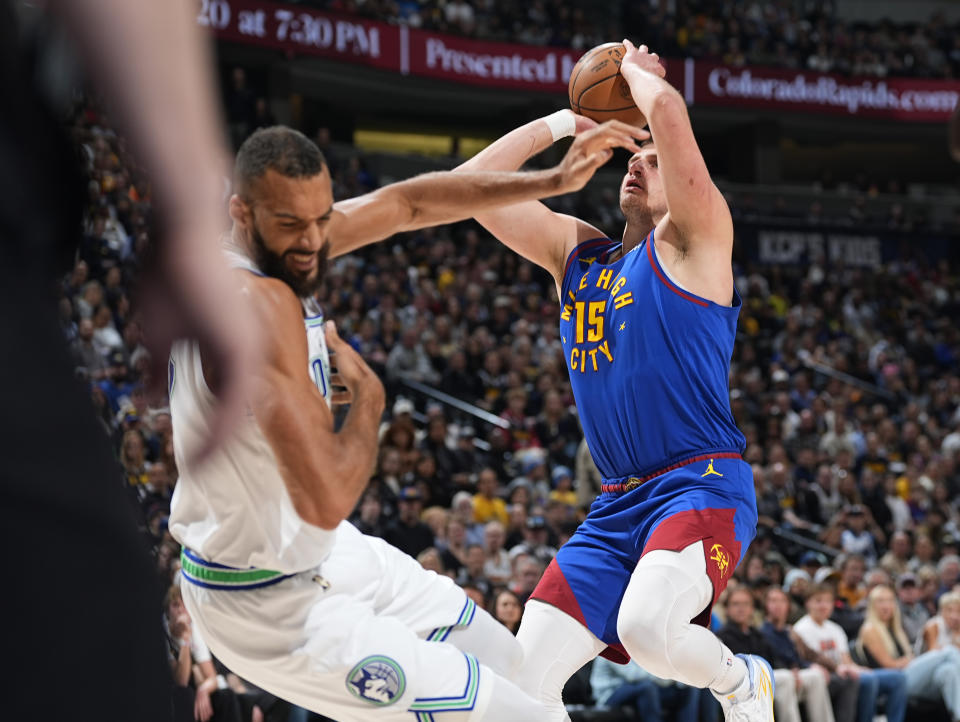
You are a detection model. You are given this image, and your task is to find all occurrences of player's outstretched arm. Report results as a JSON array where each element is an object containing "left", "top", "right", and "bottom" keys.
[
  {"left": 619, "top": 40, "right": 733, "bottom": 249},
  {"left": 453, "top": 113, "right": 628, "bottom": 281},
  {"left": 327, "top": 122, "right": 644, "bottom": 265},
  {"left": 249, "top": 277, "right": 384, "bottom": 530}
]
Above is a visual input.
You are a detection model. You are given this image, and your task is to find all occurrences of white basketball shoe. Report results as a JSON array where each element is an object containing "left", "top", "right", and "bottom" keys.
[{"left": 713, "top": 653, "right": 775, "bottom": 721}]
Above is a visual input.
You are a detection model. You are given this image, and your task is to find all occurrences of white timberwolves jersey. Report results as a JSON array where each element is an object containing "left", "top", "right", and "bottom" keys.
[{"left": 168, "top": 247, "right": 336, "bottom": 572}]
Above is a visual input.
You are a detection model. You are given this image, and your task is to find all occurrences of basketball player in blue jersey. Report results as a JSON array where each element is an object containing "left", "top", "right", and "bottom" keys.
[{"left": 455, "top": 41, "right": 773, "bottom": 721}]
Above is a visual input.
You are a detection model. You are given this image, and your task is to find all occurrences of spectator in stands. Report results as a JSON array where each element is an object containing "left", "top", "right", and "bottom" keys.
[
  {"left": 120, "top": 428, "right": 148, "bottom": 488},
  {"left": 508, "top": 514, "right": 556, "bottom": 566},
  {"left": 450, "top": 490, "right": 485, "bottom": 545},
  {"left": 504, "top": 502, "right": 528, "bottom": 549},
  {"left": 938, "top": 555, "right": 960, "bottom": 595},
  {"left": 420, "top": 414, "right": 459, "bottom": 482},
  {"left": 384, "top": 486, "right": 434, "bottom": 558},
  {"left": 493, "top": 589, "right": 523, "bottom": 635},
  {"left": 840, "top": 506, "right": 879, "bottom": 564},
  {"left": 762, "top": 586, "right": 847, "bottom": 722},
  {"left": 473, "top": 467, "right": 508, "bottom": 525},
  {"left": 417, "top": 547, "right": 446, "bottom": 576},
  {"left": 857, "top": 584, "right": 960, "bottom": 719},
  {"left": 799, "top": 552, "right": 829, "bottom": 583},
  {"left": 794, "top": 584, "right": 907, "bottom": 722},
  {"left": 548, "top": 465, "right": 577, "bottom": 508},
  {"left": 439, "top": 515, "right": 468, "bottom": 576},
  {"left": 880, "top": 531, "right": 913, "bottom": 578},
  {"left": 510, "top": 555, "right": 544, "bottom": 603},
  {"left": 589, "top": 655, "right": 699, "bottom": 722},
  {"left": 896, "top": 573, "right": 930, "bottom": 647},
  {"left": 533, "top": 389, "right": 579, "bottom": 468},
  {"left": 782, "top": 568, "right": 812, "bottom": 623},
  {"left": 456, "top": 543, "right": 492, "bottom": 600},
  {"left": 864, "top": 568, "right": 893, "bottom": 596},
  {"left": 92, "top": 303, "right": 123, "bottom": 355},
  {"left": 71, "top": 317, "right": 107, "bottom": 379},
  {"left": 920, "top": 590, "right": 960, "bottom": 653},
  {"left": 386, "top": 327, "right": 440, "bottom": 385},
  {"left": 166, "top": 585, "right": 249, "bottom": 722},
  {"left": 451, "top": 425, "right": 480, "bottom": 487},
  {"left": 351, "top": 491, "right": 386, "bottom": 538},
  {"left": 836, "top": 554, "right": 868, "bottom": 610},
  {"left": 482, "top": 520, "right": 511, "bottom": 585},
  {"left": 910, "top": 533, "right": 939, "bottom": 572}
]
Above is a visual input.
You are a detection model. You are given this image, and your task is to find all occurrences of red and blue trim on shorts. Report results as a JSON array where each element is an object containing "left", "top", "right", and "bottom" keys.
[{"left": 529, "top": 453, "right": 757, "bottom": 663}]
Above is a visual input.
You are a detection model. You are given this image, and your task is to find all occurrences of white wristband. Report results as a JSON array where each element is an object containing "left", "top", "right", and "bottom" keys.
[{"left": 544, "top": 110, "right": 576, "bottom": 142}]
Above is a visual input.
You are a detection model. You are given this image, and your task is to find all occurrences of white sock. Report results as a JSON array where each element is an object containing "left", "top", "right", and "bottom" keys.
[{"left": 711, "top": 652, "right": 749, "bottom": 698}]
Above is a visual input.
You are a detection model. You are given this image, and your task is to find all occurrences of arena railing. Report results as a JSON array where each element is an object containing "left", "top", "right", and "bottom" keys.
[{"left": 399, "top": 379, "right": 511, "bottom": 452}]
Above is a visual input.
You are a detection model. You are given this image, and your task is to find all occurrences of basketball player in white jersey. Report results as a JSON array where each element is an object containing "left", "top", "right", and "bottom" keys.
[{"left": 168, "top": 123, "right": 644, "bottom": 721}]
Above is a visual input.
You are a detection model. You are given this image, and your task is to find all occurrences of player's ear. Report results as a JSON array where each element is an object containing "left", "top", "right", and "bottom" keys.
[{"left": 229, "top": 194, "right": 251, "bottom": 227}]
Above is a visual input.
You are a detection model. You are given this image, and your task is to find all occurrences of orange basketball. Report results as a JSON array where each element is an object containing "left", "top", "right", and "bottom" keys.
[{"left": 568, "top": 42, "right": 646, "bottom": 127}]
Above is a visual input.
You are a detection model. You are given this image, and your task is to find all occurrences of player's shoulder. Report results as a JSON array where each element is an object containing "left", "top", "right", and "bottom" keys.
[
  {"left": 245, "top": 273, "right": 299, "bottom": 310},
  {"left": 244, "top": 274, "right": 303, "bottom": 336}
]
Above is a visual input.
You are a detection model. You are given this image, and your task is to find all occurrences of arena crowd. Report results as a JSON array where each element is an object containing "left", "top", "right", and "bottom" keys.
[{"left": 64, "top": 92, "right": 960, "bottom": 721}]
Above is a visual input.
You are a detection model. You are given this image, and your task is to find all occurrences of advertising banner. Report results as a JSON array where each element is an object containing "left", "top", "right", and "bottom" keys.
[{"left": 200, "top": 0, "right": 960, "bottom": 122}]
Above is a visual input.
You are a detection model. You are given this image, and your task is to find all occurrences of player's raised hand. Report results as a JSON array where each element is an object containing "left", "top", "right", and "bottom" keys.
[
  {"left": 620, "top": 39, "right": 667, "bottom": 78},
  {"left": 557, "top": 120, "right": 648, "bottom": 192}
]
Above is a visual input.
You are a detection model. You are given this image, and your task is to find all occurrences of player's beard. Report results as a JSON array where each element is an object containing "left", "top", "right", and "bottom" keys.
[{"left": 249, "top": 221, "right": 330, "bottom": 298}]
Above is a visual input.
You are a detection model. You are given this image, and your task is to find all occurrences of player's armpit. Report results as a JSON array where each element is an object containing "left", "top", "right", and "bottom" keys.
[
  {"left": 473, "top": 206, "right": 604, "bottom": 283},
  {"left": 247, "top": 277, "right": 378, "bottom": 529}
]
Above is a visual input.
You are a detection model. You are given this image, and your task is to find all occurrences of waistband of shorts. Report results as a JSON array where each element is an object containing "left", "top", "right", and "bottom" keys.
[
  {"left": 179, "top": 549, "right": 294, "bottom": 591},
  {"left": 600, "top": 452, "right": 743, "bottom": 494}
]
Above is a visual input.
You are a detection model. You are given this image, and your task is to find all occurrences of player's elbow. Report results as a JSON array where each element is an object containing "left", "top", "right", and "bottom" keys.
[
  {"left": 297, "top": 503, "right": 346, "bottom": 531},
  {"left": 392, "top": 173, "right": 443, "bottom": 231},
  {"left": 647, "top": 89, "right": 687, "bottom": 130},
  {"left": 300, "top": 454, "right": 375, "bottom": 530},
  {"left": 294, "top": 476, "right": 353, "bottom": 530}
]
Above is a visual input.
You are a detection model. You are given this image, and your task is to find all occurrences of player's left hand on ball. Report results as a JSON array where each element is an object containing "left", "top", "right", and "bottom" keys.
[
  {"left": 558, "top": 120, "right": 649, "bottom": 191},
  {"left": 621, "top": 39, "right": 666, "bottom": 78}
]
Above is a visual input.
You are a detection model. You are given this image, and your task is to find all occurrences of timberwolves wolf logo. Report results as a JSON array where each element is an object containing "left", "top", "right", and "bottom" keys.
[{"left": 346, "top": 656, "right": 406, "bottom": 706}]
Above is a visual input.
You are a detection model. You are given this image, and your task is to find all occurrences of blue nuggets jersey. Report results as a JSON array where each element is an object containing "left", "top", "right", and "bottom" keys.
[{"left": 559, "top": 229, "right": 745, "bottom": 479}]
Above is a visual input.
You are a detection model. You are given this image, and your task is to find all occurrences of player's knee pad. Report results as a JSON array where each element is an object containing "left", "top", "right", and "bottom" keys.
[
  {"left": 616, "top": 544, "right": 713, "bottom": 675},
  {"left": 616, "top": 564, "right": 681, "bottom": 665}
]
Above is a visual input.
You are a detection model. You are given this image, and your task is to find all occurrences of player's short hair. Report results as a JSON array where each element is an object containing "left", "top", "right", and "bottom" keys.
[{"left": 234, "top": 126, "right": 326, "bottom": 199}]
